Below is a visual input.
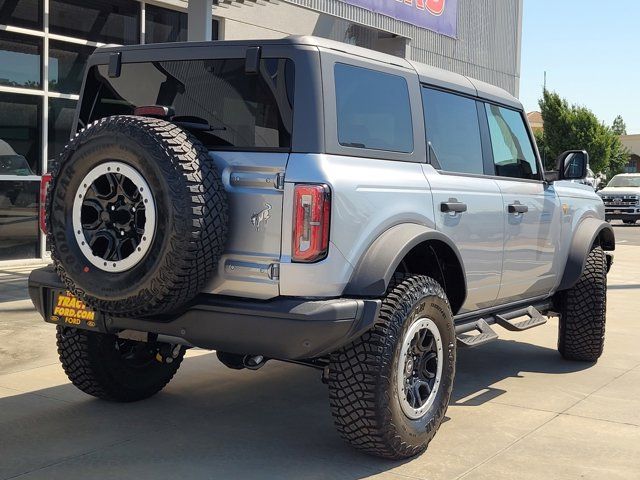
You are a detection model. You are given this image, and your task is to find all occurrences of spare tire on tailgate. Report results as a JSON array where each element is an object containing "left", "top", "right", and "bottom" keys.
[{"left": 47, "top": 115, "right": 228, "bottom": 317}]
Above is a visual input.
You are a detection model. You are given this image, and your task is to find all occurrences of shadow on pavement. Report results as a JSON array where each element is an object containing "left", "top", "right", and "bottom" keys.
[
  {"left": 453, "top": 338, "right": 591, "bottom": 406},
  {"left": 0, "top": 336, "right": 591, "bottom": 479}
]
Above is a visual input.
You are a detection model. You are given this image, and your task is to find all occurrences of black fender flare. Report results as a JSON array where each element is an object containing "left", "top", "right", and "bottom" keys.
[
  {"left": 344, "top": 223, "right": 467, "bottom": 305},
  {"left": 557, "top": 217, "right": 615, "bottom": 291}
]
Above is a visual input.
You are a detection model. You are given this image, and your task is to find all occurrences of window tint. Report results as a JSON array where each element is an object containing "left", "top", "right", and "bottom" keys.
[
  {"left": 84, "top": 58, "right": 294, "bottom": 150},
  {"left": 485, "top": 104, "right": 539, "bottom": 180},
  {"left": 421, "top": 88, "right": 483, "bottom": 175},
  {"left": 335, "top": 63, "right": 413, "bottom": 153}
]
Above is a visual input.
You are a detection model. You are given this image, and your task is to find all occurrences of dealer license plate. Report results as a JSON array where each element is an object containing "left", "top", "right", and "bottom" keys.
[{"left": 48, "top": 290, "right": 99, "bottom": 329}]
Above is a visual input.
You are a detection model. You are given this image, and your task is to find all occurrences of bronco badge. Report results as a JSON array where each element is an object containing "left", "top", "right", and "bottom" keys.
[{"left": 251, "top": 203, "right": 272, "bottom": 231}]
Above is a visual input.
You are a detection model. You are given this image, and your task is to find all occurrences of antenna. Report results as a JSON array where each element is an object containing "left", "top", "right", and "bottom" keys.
[{"left": 543, "top": 71, "right": 547, "bottom": 90}]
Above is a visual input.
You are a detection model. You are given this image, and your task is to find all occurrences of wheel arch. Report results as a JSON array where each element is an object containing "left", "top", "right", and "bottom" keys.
[
  {"left": 343, "top": 223, "right": 467, "bottom": 314},
  {"left": 557, "top": 216, "right": 615, "bottom": 291}
]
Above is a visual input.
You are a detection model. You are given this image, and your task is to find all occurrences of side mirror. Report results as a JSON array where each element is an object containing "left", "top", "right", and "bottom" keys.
[{"left": 558, "top": 150, "right": 589, "bottom": 180}]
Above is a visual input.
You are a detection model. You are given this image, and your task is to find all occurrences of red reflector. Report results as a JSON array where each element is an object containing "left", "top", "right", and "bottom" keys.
[
  {"left": 292, "top": 184, "right": 331, "bottom": 263},
  {"left": 133, "top": 105, "right": 172, "bottom": 118},
  {"left": 39, "top": 173, "right": 52, "bottom": 234}
]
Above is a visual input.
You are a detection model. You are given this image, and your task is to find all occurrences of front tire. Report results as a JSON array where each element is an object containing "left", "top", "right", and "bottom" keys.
[
  {"left": 328, "top": 274, "right": 455, "bottom": 459},
  {"left": 558, "top": 246, "right": 607, "bottom": 361},
  {"left": 57, "top": 327, "right": 185, "bottom": 402}
]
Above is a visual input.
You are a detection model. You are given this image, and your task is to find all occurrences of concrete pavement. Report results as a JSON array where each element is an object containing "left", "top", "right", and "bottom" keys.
[{"left": 0, "top": 244, "right": 639, "bottom": 479}]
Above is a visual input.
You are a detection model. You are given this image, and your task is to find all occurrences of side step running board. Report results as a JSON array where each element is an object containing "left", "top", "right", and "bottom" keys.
[
  {"left": 456, "top": 305, "right": 548, "bottom": 348},
  {"left": 494, "top": 306, "right": 547, "bottom": 332},
  {"left": 457, "top": 319, "right": 498, "bottom": 348}
]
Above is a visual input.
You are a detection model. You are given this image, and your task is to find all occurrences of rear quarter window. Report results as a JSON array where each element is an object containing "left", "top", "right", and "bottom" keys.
[{"left": 334, "top": 63, "right": 413, "bottom": 154}]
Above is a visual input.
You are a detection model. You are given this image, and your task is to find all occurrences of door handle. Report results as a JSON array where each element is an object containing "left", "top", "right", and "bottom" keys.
[
  {"left": 441, "top": 201, "right": 468, "bottom": 213},
  {"left": 508, "top": 203, "right": 529, "bottom": 214}
]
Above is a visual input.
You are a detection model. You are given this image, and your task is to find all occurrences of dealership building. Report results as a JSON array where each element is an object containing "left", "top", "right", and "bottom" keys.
[{"left": 0, "top": 0, "right": 523, "bottom": 264}]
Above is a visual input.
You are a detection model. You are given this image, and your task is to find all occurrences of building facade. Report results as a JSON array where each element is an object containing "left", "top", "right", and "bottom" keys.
[{"left": 0, "top": 0, "right": 523, "bottom": 263}]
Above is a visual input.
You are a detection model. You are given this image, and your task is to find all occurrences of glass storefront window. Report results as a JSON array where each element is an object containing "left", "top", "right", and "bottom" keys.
[
  {"left": 49, "top": 41, "right": 95, "bottom": 94},
  {"left": 0, "top": 92, "right": 41, "bottom": 174},
  {"left": 0, "top": 179, "right": 39, "bottom": 260},
  {"left": 0, "top": 93, "right": 40, "bottom": 261},
  {"left": 0, "top": 0, "right": 43, "bottom": 30},
  {"left": 145, "top": 4, "right": 187, "bottom": 44},
  {"left": 0, "top": 31, "right": 42, "bottom": 89},
  {"left": 48, "top": 98, "right": 76, "bottom": 160},
  {"left": 50, "top": 0, "right": 140, "bottom": 45},
  {"left": 145, "top": 7, "right": 219, "bottom": 44}
]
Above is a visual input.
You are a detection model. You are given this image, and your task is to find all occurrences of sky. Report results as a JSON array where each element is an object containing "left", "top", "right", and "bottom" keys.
[{"left": 520, "top": 0, "right": 640, "bottom": 134}]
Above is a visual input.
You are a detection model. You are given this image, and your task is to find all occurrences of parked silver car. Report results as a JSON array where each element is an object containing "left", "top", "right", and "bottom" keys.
[{"left": 29, "top": 37, "right": 614, "bottom": 460}]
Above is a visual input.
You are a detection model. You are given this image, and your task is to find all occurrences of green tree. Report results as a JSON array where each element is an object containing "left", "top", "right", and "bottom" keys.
[
  {"left": 612, "top": 115, "right": 627, "bottom": 135},
  {"left": 537, "top": 89, "right": 629, "bottom": 175}
]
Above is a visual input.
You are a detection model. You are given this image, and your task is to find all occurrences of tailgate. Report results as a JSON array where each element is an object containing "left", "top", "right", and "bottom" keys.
[{"left": 204, "top": 151, "right": 288, "bottom": 299}]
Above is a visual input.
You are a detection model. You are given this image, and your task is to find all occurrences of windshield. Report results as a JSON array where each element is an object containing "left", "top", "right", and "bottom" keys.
[
  {"left": 81, "top": 58, "right": 295, "bottom": 150},
  {"left": 607, "top": 175, "right": 640, "bottom": 188}
]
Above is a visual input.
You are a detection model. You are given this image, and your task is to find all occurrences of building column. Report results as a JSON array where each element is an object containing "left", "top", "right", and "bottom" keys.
[{"left": 188, "top": 0, "right": 213, "bottom": 41}]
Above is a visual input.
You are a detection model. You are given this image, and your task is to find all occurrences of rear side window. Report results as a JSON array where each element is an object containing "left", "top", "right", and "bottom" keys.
[
  {"left": 81, "top": 58, "right": 295, "bottom": 150},
  {"left": 485, "top": 104, "right": 539, "bottom": 180},
  {"left": 421, "top": 88, "right": 484, "bottom": 175},
  {"left": 335, "top": 63, "right": 413, "bottom": 153}
]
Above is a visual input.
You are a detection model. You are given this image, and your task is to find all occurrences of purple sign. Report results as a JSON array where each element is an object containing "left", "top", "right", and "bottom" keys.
[{"left": 340, "top": 0, "right": 458, "bottom": 38}]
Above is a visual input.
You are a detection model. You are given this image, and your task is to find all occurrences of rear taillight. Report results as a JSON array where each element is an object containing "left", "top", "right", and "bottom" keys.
[
  {"left": 39, "top": 173, "right": 52, "bottom": 234},
  {"left": 133, "top": 105, "right": 173, "bottom": 118},
  {"left": 292, "top": 184, "right": 331, "bottom": 263}
]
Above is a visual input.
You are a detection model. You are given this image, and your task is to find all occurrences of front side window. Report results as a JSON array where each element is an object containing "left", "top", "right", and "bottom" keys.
[
  {"left": 421, "top": 87, "right": 483, "bottom": 175},
  {"left": 335, "top": 63, "right": 413, "bottom": 153},
  {"left": 485, "top": 104, "right": 539, "bottom": 180},
  {"left": 83, "top": 58, "right": 295, "bottom": 150}
]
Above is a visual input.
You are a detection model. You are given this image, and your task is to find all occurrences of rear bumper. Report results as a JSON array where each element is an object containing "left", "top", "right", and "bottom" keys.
[{"left": 28, "top": 266, "right": 380, "bottom": 360}]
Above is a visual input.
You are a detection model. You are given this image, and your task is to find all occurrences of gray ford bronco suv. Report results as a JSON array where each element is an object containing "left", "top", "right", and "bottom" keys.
[{"left": 29, "top": 36, "right": 614, "bottom": 459}]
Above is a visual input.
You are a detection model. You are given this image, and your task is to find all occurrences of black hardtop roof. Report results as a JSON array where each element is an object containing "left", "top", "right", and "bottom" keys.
[{"left": 96, "top": 35, "right": 521, "bottom": 109}]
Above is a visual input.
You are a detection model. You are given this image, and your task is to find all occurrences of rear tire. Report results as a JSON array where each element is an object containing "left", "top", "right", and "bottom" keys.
[
  {"left": 328, "top": 274, "right": 455, "bottom": 460},
  {"left": 57, "top": 326, "right": 185, "bottom": 402},
  {"left": 558, "top": 246, "right": 607, "bottom": 361}
]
